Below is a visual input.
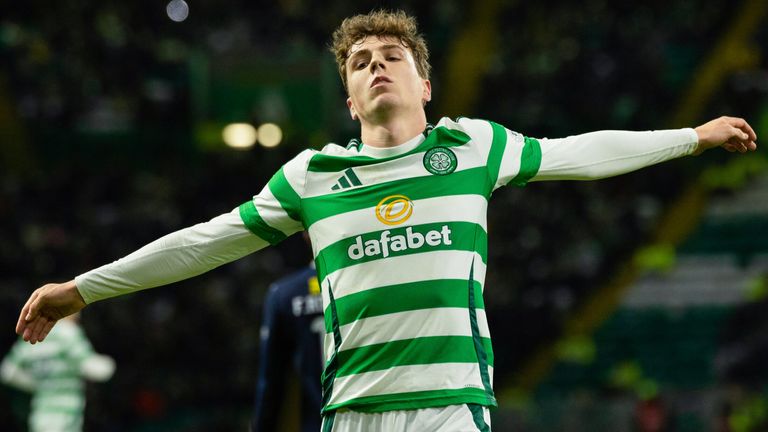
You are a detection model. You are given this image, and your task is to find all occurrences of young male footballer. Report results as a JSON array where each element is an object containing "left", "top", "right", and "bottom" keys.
[{"left": 16, "top": 10, "right": 757, "bottom": 432}]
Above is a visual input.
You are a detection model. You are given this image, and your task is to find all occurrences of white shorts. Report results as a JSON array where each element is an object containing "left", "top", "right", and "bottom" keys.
[{"left": 321, "top": 404, "right": 491, "bottom": 432}]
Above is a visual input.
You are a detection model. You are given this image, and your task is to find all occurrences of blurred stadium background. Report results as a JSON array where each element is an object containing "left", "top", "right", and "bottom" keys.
[{"left": 2, "top": 0, "right": 768, "bottom": 430}]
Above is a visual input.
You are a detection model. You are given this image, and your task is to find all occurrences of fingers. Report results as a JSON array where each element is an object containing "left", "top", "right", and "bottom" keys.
[
  {"left": 727, "top": 137, "right": 748, "bottom": 153},
  {"left": 16, "top": 290, "right": 39, "bottom": 336},
  {"left": 32, "top": 316, "right": 58, "bottom": 344},
  {"left": 723, "top": 140, "right": 756, "bottom": 153},
  {"left": 725, "top": 116, "right": 758, "bottom": 141},
  {"left": 27, "top": 316, "right": 50, "bottom": 344},
  {"left": 22, "top": 317, "right": 40, "bottom": 343},
  {"left": 27, "top": 291, "right": 43, "bottom": 323},
  {"left": 729, "top": 126, "right": 749, "bottom": 142},
  {"left": 25, "top": 317, "right": 55, "bottom": 344},
  {"left": 17, "top": 285, "right": 54, "bottom": 343},
  {"left": 722, "top": 116, "right": 758, "bottom": 149},
  {"left": 719, "top": 116, "right": 758, "bottom": 153},
  {"left": 41, "top": 320, "right": 57, "bottom": 341},
  {"left": 16, "top": 305, "right": 29, "bottom": 335},
  {"left": 695, "top": 116, "right": 758, "bottom": 154}
]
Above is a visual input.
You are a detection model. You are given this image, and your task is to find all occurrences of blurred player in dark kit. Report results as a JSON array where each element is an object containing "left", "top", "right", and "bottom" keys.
[{"left": 252, "top": 262, "right": 323, "bottom": 432}]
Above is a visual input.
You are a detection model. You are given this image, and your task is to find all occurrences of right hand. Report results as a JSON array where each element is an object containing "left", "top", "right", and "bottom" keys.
[{"left": 16, "top": 280, "right": 87, "bottom": 344}]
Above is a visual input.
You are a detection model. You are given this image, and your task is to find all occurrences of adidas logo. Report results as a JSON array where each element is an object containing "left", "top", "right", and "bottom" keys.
[{"left": 331, "top": 168, "right": 362, "bottom": 190}]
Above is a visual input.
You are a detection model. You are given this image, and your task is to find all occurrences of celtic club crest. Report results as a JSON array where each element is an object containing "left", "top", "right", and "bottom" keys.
[{"left": 423, "top": 146, "right": 457, "bottom": 175}]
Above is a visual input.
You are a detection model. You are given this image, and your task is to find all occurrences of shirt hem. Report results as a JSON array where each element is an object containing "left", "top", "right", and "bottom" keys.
[{"left": 322, "top": 392, "right": 497, "bottom": 414}]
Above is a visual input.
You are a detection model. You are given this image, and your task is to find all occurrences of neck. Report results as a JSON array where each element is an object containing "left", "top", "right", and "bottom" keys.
[{"left": 359, "top": 107, "right": 428, "bottom": 148}]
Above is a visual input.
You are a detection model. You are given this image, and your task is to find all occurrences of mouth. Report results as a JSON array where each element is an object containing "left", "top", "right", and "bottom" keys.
[{"left": 370, "top": 76, "right": 392, "bottom": 88}]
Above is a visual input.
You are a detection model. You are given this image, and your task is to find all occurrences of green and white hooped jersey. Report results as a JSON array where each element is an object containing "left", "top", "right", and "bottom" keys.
[
  {"left": 73, "top": 114, "right": 695, "bottom": 413},
  {"left": 2, "top": 321, "right": 94, "bottom": 431},
  {"left": 238, "top": 117, "right": 541, "bottom": 413}
]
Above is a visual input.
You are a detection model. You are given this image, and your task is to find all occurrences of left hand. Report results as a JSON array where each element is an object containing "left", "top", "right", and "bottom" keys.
[{"left": 693, "top": 116, "right": 757, "bottom": 155}]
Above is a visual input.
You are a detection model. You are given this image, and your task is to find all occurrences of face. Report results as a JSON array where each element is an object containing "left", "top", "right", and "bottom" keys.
[{"left": 345, "top": 35, "right": 431, "bottom": 122}]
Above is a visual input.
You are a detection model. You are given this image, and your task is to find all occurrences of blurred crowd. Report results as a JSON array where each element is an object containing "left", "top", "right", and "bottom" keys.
[{"left": 2, "top": 1, "right": 768, "bottom": 430}]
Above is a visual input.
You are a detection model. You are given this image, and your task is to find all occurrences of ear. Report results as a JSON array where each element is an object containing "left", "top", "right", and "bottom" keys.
[
  {"left": 346, "top": 97, "right": 358, "bottom": 121},
  {"left": 422, "top": 79, "right": 432, "bottom": 105}
]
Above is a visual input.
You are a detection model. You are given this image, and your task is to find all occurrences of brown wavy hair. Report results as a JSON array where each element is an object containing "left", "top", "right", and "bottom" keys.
[{"left": 330, "top": 10, "right": 431, "bottom": 92}]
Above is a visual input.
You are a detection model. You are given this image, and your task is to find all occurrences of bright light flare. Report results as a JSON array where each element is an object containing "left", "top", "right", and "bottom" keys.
[
  {"left": 166, "top": 0, "right": 189, "bottom": 22},
  {"left": 222, "top": 123, "right": 257, "bottom": 149},
  {"left": 257, "top": 123, "right": 283, "bottom": 148}
]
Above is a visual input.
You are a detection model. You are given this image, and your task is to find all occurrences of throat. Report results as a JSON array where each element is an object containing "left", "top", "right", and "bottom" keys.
[{"left": 359, "top": 113, "right": 428, "bottom": 149}]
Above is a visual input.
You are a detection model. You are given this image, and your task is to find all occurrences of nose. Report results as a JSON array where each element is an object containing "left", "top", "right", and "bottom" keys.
[{"left": 369, "top": 55, "right": 386, "bottom": 73}]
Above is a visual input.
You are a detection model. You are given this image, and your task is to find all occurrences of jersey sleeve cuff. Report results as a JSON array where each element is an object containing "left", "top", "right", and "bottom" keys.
[
  {"left": 682, "top": 127, "right": 699, "bottom": 155},
  {"left": 74, "top": 274, "right": 98, "bottom": 305}
]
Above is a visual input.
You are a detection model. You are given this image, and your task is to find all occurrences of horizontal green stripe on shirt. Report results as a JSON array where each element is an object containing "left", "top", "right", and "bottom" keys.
[
  {"left": 336, "top": 335, "right": 494, "bottom": 377},
  {"left": 316, "top": 221, "right": 487, "bottom": 283},
  {"left": 324, "top": 279, "right": 484, "bottom": 332},
  {"left": 303, "top": 167, "right": 490, "bottom": 228}
]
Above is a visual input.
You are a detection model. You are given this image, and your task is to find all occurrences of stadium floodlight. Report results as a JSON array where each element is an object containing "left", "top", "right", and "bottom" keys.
[
  {"left": 222, "top": 123, "right": 257, "bottom": 149},
  {"left": 166, "top": 0, "right": 189, "bottom": 22},
  {"left": 257, "top": 123, "right": 283, "bottom": 148}
]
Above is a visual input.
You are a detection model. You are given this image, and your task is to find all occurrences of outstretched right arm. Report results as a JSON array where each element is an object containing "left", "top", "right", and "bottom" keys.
[
  {"left": 17, "top": 210, "right": 268, "bottom": 343},
  {"left": 17, "top": 149, "right": 314, "bottom": 344},
  {"left": 76, "top": 210, "right": 268, "bottom": 303}
]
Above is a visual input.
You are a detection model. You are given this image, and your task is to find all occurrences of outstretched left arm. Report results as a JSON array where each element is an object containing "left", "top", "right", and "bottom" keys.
[{"left": 531, "top": 116, "right": 757, "bottom": 182}]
